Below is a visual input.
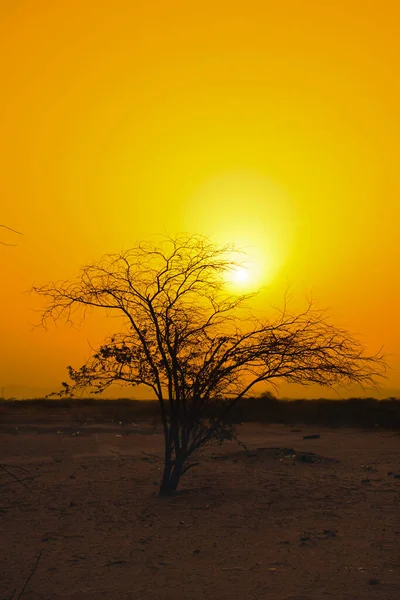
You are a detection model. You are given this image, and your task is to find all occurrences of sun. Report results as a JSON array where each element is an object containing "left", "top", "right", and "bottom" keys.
[
  {"left": 234, "top": 266, "right": 248, "bottom": 283},
  {"left": 225, "top": 260, "right": 260, "bottom": 291},
  {"left": 232, "top": 266, "right": 249, "bottom": 284}
]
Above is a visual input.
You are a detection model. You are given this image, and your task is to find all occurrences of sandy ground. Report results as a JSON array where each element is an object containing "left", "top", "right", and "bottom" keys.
[{"left": 1, "top": 420, "right": 400, "bottom": 600}]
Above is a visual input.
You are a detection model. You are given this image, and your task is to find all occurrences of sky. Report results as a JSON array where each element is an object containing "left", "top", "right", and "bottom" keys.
[{"left": 0, "top": 0, "right": 399, "bottom": 399}]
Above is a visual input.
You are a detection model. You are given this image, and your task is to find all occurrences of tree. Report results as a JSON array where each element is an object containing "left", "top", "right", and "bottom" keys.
[{"left": 33, "top": 234, "right": 386, "bottom": 496}]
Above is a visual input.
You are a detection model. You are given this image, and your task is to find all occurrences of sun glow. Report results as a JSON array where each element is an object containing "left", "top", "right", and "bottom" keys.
[
  {"left": 184, "top": 172, "right": 295, "bottom": 291},
  {"left": 223, "top": 249, "right": 267, "bottom": 293},
  {"left": 233, "top": 266, "right": 248, "bottom": 283}
]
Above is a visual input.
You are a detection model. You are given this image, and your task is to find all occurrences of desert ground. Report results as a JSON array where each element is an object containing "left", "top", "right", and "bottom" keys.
[{"left": 1, "top": 407, "right": 400, "bottom": 599}]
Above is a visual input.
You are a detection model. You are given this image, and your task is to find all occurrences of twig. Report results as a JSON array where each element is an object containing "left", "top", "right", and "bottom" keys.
[
  {"left": 0, "top": 475, "right": 40, "bottom": 488},
  {"left": 17, "top": 549, "right": 44, "bottom": 599},
  {"left": 0, "top": 225, "right": 23, "bottom": 246},
  {"left": 0, "top": 465, "right": 30, "bottom": 489},
  {"left": 182, "top": 462, "right": 200, "bottom": 474},
  {"left": 141, "top": 451, "right": 162, "bottom": 461},
  {"left": 0, "top": 240, "right": 18, "bottom": 246},
  {"left": 1, "top": 464, "right": 31, "bottom": 474},
  {"left": 0, "top": 224, "right": 23, "bottom": 235}
]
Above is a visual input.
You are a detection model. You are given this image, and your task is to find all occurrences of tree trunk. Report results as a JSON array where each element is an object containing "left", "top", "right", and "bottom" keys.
[
  {"left": 158, "top": 458, "right": 184, "bottom": 496},
  {"left": 159, "top": 456, "right": 173, "bottom": 496}
]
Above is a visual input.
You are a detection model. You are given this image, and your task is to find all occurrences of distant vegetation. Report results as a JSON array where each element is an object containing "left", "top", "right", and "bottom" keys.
[{"left": 1, "top": 395, "right": 400, "bottom": 429}]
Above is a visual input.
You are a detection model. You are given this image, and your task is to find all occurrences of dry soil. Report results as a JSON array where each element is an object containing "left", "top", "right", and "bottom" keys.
[{"left": 1, "top": 419, "right": 400, "bottom": 599}]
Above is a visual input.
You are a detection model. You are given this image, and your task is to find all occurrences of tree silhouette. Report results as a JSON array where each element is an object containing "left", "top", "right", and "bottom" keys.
[{"left": 33, "top": 234, "right": 386, "bottom": 495}]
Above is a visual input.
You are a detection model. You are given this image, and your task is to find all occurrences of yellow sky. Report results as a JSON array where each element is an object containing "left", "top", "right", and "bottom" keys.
[{"left": 1, "top": 0, "right": 399, "bottom": 398}]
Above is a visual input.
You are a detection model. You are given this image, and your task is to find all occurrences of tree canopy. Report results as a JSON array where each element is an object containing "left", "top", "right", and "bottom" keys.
[{"left": 34, "top": 234, "right": 386, "bottom": 494}]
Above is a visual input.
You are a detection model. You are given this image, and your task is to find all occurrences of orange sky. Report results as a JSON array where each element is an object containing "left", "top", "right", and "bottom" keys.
[{"left": 1, "top": 0, "right": 399, "bottom": 399}]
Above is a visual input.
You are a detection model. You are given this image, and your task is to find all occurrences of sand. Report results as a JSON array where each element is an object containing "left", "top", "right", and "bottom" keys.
[{"left": 1, "top": 419, "right": 399, "bottom": 599}]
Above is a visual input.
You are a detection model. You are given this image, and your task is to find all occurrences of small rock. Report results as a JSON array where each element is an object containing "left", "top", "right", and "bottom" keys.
[
  {"left": 369, "top": 578, "right": 380, "bottom": 585},
  {"left": 322, "top": 530, "right": 336, "bottom": 538}
]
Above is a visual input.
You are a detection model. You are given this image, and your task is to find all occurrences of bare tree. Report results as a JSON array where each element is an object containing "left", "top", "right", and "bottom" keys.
[
  {"left": 33, "top": 234, "right": 386, "bottom": 495},
  {"left": 0, "top": 224, "right": 22, "bottom": 246}
]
